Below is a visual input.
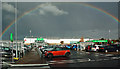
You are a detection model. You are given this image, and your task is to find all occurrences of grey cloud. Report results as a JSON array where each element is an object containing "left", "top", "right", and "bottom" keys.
[
  {"left": 2, "top": 3, "right": 18, "bottom": 13},
  {"left": 38, "top": 3, "right": 68, "bottom": 16}
]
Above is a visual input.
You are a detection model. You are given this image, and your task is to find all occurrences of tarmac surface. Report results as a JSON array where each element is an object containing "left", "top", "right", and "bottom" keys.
[
  {"left": 15, "top": 47, "right": 47, "bottom": 64},
  {"left": 5, "top": 47, "right": 120, "bottom": 69}
]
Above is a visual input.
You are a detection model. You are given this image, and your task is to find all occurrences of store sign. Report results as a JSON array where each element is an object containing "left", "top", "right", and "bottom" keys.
[
  {"left": 35, "top": 40, "right": 44, "bottom": 43},
  {"left": 92, "top": 40, "right": 108, "bottom": 42},
  {"left": 37, "top": 38, "right": 44, "bottom": 40},
  {"left": 86, "top": 40, "right": 108, "bottom": 42}
]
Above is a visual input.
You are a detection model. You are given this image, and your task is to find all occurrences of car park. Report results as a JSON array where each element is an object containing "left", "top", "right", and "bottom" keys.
[{"left": 44, "top": 47, "right": 71, "bottom": 58}]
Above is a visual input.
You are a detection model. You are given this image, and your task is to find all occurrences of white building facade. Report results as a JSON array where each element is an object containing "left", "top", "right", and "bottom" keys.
[{"left": 24, "top": 37, "right": 93, "bottom": 44}]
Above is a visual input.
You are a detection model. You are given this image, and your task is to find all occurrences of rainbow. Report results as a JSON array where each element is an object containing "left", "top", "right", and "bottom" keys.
[{"left": 0, "top": 3, "right": 119, "bottom": 39}]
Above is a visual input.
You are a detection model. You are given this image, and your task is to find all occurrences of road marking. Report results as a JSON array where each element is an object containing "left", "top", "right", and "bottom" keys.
[
  {"left": 96, "top": 59, "right": 103, "bottom": 61},
  {"left": 86, "top": 52, "right": 90, "bottom": 54},
  {"left": 105, "top": 54, "right": 114, "bottom": 57},
  {"left": 95, "top": 53, "right": 99, "bottom": 55},
  {"left": 49, "top": 63, "right": 55, "bottom": 64},
  {"left": 90, "top": 60, "right": 95, "bottom": 62},
  {"left": 111, "top": 57, "right": 119, "bottom": 60},
  {"left": 103, "top": 59, "right": 109, "bottom": 60},
  {"left": 38, "top": 66, "right": 50, "bottom": 68},
  {"left": 49, "top": 61, "right": 57, "bottom": 63},
  {"left": 100, "top": 54, "right": 104, "bottom": 55},
  {"left": 57, "top": 62, "right": 65, "bottom": 64},
  {"left": 67, "top": 60, "right": 76, "bottom": 63},
  {"left": 11, "top": 64, "right": 49, "bottom": 67}
]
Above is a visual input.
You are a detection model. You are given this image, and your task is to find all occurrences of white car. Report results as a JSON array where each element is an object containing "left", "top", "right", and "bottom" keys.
[
  {"left": 41, "top": 46, "right": 55, "bottom": 52},
  {"left": 91, "top": 45, "right": 103, "bottom": 52}
]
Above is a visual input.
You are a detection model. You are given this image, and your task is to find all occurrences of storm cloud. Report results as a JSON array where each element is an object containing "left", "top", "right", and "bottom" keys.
[{"left": 2, "top": 2, "right": 119, "bottom": 40}]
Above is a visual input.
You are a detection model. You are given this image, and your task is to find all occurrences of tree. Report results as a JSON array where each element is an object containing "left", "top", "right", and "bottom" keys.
[{"left": 60, "top": 41, "right": 64, "bottom": 44}]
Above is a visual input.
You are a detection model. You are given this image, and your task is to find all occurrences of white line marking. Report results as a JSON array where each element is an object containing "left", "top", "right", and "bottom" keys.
[
  {"left": 111, "top": 57, "right": 119, "bottom": 59},
  {"left": 105, "top": 54, "right": 114, "bottom": 57},
  {"left": 96, "top": 59, "right": 103, "bottom": 61},
  {"left": 103, "top": 59, "right": 109, "bottom": 60},
  {"left": 11, "top": 64, "right": 49, "bottom": 67},
  {"left": 49, "top": 61, "right": 57, "bottom": 62},
  {"left": 90, "top": 60, "right": 95, "bottom": 62},
  {"left": 57, "top": 62, "right": 65, "bottom": 64},
  {"left": 49, "top": 63, "right": 55, "bottom": 64}
]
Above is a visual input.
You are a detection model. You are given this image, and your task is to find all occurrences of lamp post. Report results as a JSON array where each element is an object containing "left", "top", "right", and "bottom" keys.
[
  {"left": 30, "top": 30, "right": 31, "bottom": 37},
  {"left": 15, "top": 1, "right": 18, "bottom": 58},
  {"left": 30, "top": 30, "right": 31, "bottom": 43},
  {"left": 109, "top": 30, "right": 110, "bottom": 40}
]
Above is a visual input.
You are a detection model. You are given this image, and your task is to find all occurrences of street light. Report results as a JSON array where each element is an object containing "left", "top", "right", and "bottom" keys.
[
  {"left": 30, "top": 30, "right": 31, "bottom": 43},
  {"left": 30, "top": 30, "right": 31, "bottom": 37},
  {"left": 109, "top": 30, "right": 111, "bottom": 40},
  {"left": 15, "top": 1, "right": 18, "bottom": 58}
]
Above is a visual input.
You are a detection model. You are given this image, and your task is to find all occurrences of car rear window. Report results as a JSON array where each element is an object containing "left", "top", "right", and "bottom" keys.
[
  {"left": 62, "top": 48, "right": 69, "bottom": 50},
  {"left": 55, "top": 48, "right": 62, "bottom": 51}
]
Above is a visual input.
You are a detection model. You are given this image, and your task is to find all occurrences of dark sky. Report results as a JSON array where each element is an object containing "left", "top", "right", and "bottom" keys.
[{"left": 2, "top": 2, "right": 119, "bottom": 40}]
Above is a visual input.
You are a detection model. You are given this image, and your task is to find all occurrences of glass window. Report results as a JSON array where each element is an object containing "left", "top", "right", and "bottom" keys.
[{"left": 56, "top": 48, "right": 62, "bottom": 51}]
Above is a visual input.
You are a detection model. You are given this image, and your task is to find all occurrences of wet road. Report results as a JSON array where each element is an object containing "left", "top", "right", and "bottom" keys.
[
  {"left": 7, "top": 49, "right": 120, "bottom": 69},
  {"left": 45, "top": 50, "right": 120, "bottom": 68}
]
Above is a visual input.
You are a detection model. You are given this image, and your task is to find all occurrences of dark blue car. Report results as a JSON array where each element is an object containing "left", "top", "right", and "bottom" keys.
[
  {"left": 72, "top": 45, "right": 77, "bottom": 49},
  {"left": 98, "top": 44, "right": 120, "bottom": 52}
]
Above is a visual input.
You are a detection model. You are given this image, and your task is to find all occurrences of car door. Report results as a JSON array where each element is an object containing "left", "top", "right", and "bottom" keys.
[
  {"left": 55, "top": 48, "right": 64, "bottom": 56},
  {"left": 108, "top": 46, "right": 114, "bottom": 52},
  {"left": 52, "top": 48, "right": 61, "bottom": 56},
  {"left": 60, "top": 48, "right": 66, "bottom": 55}
]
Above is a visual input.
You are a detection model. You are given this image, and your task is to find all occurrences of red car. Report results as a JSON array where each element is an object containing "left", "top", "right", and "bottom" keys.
[{"left": 45, "top": 47, "right": 71, "bottom": 58}]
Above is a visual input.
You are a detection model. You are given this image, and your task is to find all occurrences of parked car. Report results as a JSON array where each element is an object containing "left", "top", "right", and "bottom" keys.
[
  {"left": 45, "top": 47, "right": 71, "bottom": 58},
  {"left": 41, "top": 46, "right": 55, "bottom": 53},
  {"left": 38, "top": 46, "right": 47, "bottom": 49},
  {"left": 0, "top": 46, "right": 12, "bottom": 62},
  {"left": 90, "top": 45, "right": 103, "bottom": 52},
  {"left": 65, "top": 45, "right": 72, "bottom": 49},
  {"left": 24, "top": 45, "right": 32, "bottom": 51},
  {"left": 85, "top": 45, "right": 92, "bottom": 52},
  {"left": 98, "top": 44, "right": 120, "bottom": 52}
]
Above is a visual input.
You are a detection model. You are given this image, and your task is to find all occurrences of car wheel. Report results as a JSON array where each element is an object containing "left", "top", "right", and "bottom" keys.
[
  {"left": 65, "top": 52, "right": 70, "bottom": 57},
  {"left": 96, "top": 49, "right": 99, "bottom": 52},
  {"left": 105, "top": 50, "right": 108, "bottom": 53},
  {"left": 116, "top": 50, "right": 119, "bottom": 52},
  {"left": 47, "top": 54, "right": 53, "bottom": 58}
]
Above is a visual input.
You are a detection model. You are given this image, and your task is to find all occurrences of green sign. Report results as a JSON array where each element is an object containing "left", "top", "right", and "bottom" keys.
[
  {"left": 10, "top": 33, "right": 13, "bottom": 42},
  {"left": 37, "top": 38, "right": 44, "bottom": 41},
  {"left": 92, "top": 40, "right": 108, "bottom": 42},
  {"left": 86, "top": 40, "right": 108, "bottom": 42}
]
